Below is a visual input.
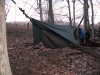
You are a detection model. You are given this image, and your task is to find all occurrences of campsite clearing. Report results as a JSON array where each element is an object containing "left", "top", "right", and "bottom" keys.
[{"left": 7, "top": 24, "right": 100, "bottom": 75}]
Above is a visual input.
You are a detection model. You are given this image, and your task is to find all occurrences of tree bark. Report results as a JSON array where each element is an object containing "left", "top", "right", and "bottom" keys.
[
  {"left": 84, "top": 0, "right": 89, "bottom": 30},
  {"left": 0, "top": 0, "right": 12, "bottom": 75},
  {"left": 66, "top": 0, "right": 72, "bottom": 27},
  {"left": 90, "top": 0, "right": 94, "bottom": 39},
  {"left": 39, "top": 0, "right": 43, "bottom": 21},
  {"left": 48, "top": 0, "right": 54, "bottom": 24},
  {"left": 84, "top": 0, "right": 89, "bottom": 43},
  {"left": 72, "top": 0, "right": 76, "bottom": 27}
]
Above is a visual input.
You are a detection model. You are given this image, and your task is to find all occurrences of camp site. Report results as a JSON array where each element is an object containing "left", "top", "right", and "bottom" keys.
[{"left": 1, "top": 0, "right": 100, "bottom": 75}]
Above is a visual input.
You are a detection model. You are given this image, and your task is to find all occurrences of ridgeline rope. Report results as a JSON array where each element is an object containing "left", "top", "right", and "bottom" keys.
[{"left": 11, "top": 0, "right": 31, "bottom": 19}]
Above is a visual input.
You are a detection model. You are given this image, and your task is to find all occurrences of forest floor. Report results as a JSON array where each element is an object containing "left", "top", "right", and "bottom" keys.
[{"left": 7, "top": 24, "right": 100, "bottom": 75}]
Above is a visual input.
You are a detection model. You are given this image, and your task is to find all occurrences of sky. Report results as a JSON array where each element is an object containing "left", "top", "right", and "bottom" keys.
[
  {"left": 6, "top": 0, "right": 100, "bottom": 24},
  {"left": 6, "top": 0, "right": 32, "bottom": 22}
]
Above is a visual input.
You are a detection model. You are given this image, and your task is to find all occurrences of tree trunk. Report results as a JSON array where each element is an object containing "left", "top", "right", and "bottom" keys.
[
  {"left": 84, "top": 0, "right": 89, "bottom": 30},
  {"left": 39, "top": 0, "right": 43, "bottom": 21},
  {"left": 48, "top": 0, "right": 54, "bottom": 24},
  {"left": 90, "top": 0, "right": 94, "bottom": 39},
  {"left": 72, "top": 0, "right": 76, "bottom": 27},
  {"left": 27, "top": 23, "right": 29, "bottom": 32},
  {"left": 0, "top": 0, "right": 12, "bottom": 75},
  {"left": 66, "top": 0, "right": 72, "bottom": 28},
  {"left": 84, "top": 0, "right": 89, "bottom": 43}
]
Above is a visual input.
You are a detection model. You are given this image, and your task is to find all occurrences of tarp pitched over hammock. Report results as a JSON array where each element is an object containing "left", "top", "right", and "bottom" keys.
[{"left": 31, "top": 18, "right": 79, "bottom": 48}]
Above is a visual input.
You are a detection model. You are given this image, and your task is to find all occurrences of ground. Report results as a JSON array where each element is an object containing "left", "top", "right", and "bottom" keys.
[{"left": 7, "top": 24, "right": 100, "bottom": 75}]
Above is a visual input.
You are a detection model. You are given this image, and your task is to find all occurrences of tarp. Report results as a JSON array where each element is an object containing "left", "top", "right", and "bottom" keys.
[
  {"left": 31, "top": 18, "right": 79, "bottom": 48},
  {"left": 42, "top": 30, "right": 72, "bottom": 48}
]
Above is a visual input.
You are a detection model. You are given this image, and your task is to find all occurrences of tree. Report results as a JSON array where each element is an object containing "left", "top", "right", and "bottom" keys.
[
  {"left": 84, "top": 0, "right": 89, "bottom": 30},
  {"left": 0, "top": 0, "right": 12, "bottom": 75},
  {"left": 72, "top": 0, "right": 76, "bottom": 27},
  {"left": 39, "top": 0, "right": 43, "bottom": 21},
  {"left": 66, "top": 0, "right": 72, "bottom": 27},
  {"left": 48, "top": 0, "right": 54, "bottom": 24},
  {"left": 90, "top": 0, "right": 94, "bottom": 39}
]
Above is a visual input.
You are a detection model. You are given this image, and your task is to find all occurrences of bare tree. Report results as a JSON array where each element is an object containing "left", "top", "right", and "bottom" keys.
[
  {"left": 77, "top": 0, "right": 84, "bottom": 5},
  {"left": 84, "top": 0, "right": 89, "bottom": 30},
  {"left": 39, "top": 0, "right": 43, "bottom": 21},
  {"left": 66, "top": 0, "right": 72, "bottom": 27},
  {"left": 72, "top": 0, "right": 76, "bottom": 27},
  {"left": 90, "top": 0, "right": 94, "bottom": 39},
  {"left": 0, "top": 0, "right": 12, "bottom": 75},
  {"left": 48, "top": 0, "right": 54, "bottom": 24}
]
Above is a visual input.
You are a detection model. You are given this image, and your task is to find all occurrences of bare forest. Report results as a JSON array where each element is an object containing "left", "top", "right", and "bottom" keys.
[{"left": 1, "top": 0, "right": 100, "bottom": 75}]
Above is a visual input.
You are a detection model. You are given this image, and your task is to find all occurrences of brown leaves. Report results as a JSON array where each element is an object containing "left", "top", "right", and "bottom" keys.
[{"left": 7, "top": 26, "right": 100, "bottom": 75}]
